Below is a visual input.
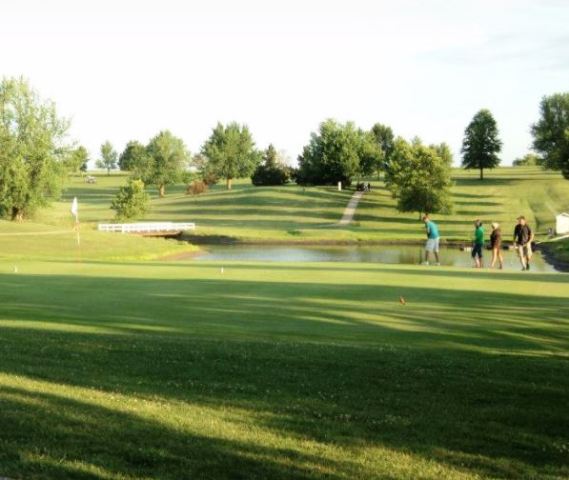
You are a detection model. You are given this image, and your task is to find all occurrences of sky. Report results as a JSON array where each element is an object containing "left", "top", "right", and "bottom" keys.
[{"left": 2, "top": 0, "right": 568, "bottom": 166}]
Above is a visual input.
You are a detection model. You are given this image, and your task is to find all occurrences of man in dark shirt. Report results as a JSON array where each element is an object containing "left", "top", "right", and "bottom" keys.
[{"left": 513, "top": 216, "right": 534, "bottom": 270}]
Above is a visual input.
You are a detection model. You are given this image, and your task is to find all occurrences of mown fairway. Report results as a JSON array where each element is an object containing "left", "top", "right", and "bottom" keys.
[
  {"left": 0, "top": 259, "right": 568, "bottom": 479},
  {"left": 0, "top": 166, "right": 568, "bottom": 479}
]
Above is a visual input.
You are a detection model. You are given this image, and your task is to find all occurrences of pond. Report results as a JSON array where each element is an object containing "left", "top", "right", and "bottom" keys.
[{"left": 194, "top": 244, "right": 560, "bottom": 272}]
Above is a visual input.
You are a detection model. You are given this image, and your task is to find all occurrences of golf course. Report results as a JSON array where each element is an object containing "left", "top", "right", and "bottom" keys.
[{"left": 0, "top": 167, "right": 568, "bottom": 479}]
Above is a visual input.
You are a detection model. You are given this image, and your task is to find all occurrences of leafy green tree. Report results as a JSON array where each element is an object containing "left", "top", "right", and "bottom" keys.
[
  {"left": 430, "top": 142, "right": 453, "bottom": 166},
  {"left": 513, "top": 153, "right": 542, "bottom": 167},
  {"left": 119, "top": 141, "right": 147, "bottom": 171},
  {"left": 461, "top": 109, "right": 502, "bottom": 180},
  {"left": 388, "top": 137, "right": 453, "bottom": 218},
  {"left": 358, "top": 131, "right": 384, "bottom": 179},
  {"left": 531, "top": 92, "right": 569, "bottom": 178},
  {"left": 65, "top": 146, "right": 89, "bottom": 173},
  {"left": 96, "top": 141, "right": 118, "bottom": 175},
  {"left": 145, "top": 130, "right": 189, "bottom": 197},
  {"left": 371, "top": 123, "right": 394, "bottom": 177},
  {"left": 110, "top": 178, "right": 149, "bottom": 219},
  {"left": 190, "top": 153, "right": 218, "bottom": 185},
  {"left": 0, "top": 77, "right": 69, "bottom": 221},
  {"left": 201, "top": 122, "right": 260, "bottom": 190},
  {"left": 297, "top": 119, "right": 378, "bottom": 186},
  {"left": 251, "top": 144, "right": 292, "bottom": 186}
]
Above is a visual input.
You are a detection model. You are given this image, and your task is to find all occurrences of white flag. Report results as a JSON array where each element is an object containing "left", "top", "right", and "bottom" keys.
[{"left": 71, "top": 197, "right": 79, "bottom": 221}]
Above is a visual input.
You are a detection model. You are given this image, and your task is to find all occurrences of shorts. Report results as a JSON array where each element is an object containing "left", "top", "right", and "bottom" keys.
[
  {"left": 471, "top": 244, "right": 483, "bottom": 258},
  {"left": 425, "top": 238, "right": 440, "bottom": 253},
  {"left": 517, "top": 243, "right": 533, "bottom": 259}
]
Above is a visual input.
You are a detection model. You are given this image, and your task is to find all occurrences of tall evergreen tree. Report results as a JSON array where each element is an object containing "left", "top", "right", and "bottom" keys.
[
  {"left": 251, "top": 144, "right": 291, "bottom": 186},
  {"left": 461, "top": 109, "right": 502, "bottom": 180}
]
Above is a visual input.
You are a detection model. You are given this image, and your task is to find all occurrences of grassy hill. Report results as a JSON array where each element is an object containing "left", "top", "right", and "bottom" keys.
[{"left": 35, "top": 166, "right": 569, "bottom": 244}]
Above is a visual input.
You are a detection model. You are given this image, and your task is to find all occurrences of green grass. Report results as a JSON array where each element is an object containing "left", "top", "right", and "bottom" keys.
[
  {"left": 356, "top": 167, "right": 569, "bottom": 241},
  {"left": 0, "top": 167, "right": 567, "bottom": 479},
  {"left": 37, "top": 167, "right": 569, "bottom": 244},
  {"left": 3, "top": 173, "right": 196, "bottom": 261},
  {"left": 0, "top": 259, "right": 568, "bottom": 479},
  {"left": 0, "top": 219, "right": 196, "bottom": 262}
]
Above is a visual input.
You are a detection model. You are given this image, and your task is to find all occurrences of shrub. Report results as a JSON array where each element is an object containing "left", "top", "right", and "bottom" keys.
[
  {"left": 187, "top": 180, "right": 208, "bottom": 195},
  {"left": 202, "top": 171, "right": 219, "bottom": 186},
  {"left": 251, "top": 164, "right": 291, "bottom": 186},
  {"left": 251, "top": 144, "right": 292, "bottom": 186},
  {"left": 110, "top": 179, "right": 149, "bottom": 220}
]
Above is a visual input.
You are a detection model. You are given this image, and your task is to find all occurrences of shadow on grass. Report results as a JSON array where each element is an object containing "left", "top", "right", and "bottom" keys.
[
  {"left": 0, "top": 383, "right": 349, "bottom": 480},
  {"left": 0, "top": 273, "right": 568, "bottom": 479},
  {"left": 454, "top": 178, "right": 517, "bottom": 187}
]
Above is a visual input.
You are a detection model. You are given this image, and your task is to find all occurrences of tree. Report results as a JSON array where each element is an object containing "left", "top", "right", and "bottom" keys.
[
  {"left": 0, "top": 77, "right": 70, "bottom": 221},
  {"left": 110, "top": 178, "right": 149, "bottom": 219},
  {"left": 531, "top": 93, "right": 569, "bottom": 179},
  {"left": 201, "top": 122, "right": 260, "bottom": 190},
  {"left": 119, "top": 141, "right": 147, "bottom": 171},
  {"left": 371, "top": 123, "right": 394, "bottom": 177},
  {"left": 358, "top": 131, "right": 384, "bottom": 179},
  {"left": 251, "top": 144, "right": 292, "bottom": 186},
  {"left": 387, "top": 137, "right": 453, "bottom": 218},
  {"left": 190, "top": 153, "right": 218, "bottom": 185},
  {"left": 96, "top": 141, "right": 117, "bottom": 175},
  {"left": 65, "top": 146, "right": 89, "bottom": 173},
  {"left": 513, "top": 153, "right": 542, "bottom": 167},
  {"left": 461, "top": 109, "right": 502, "bottom": 180},
  {"left": 297, "top": 119, "right": 379, "bottom": 186},
  {"left": 145, "top": 130, "right": 188, "bottom": 197},
  {"left": 430, "top": 142, "right": 454, "bottom": 166}
]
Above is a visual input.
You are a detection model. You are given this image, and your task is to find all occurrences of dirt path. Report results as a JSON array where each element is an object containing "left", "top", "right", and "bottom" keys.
[{"left": 337, "top": 191, "right": 364, "bottom": 226}]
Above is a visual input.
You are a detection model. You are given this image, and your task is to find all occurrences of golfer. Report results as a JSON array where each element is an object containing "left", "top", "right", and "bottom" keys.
[
  {"left": 472, "top": 219, "right": 484, "bottom": 268},
  {"left": 490, "top": 222, "right": 504, "bottom": 269},
  {"left": 513, "top": 216, "right": 534, "bottom": 271},
  {"left": 422, "top": 214, "right": 440, "bottom": 265}
]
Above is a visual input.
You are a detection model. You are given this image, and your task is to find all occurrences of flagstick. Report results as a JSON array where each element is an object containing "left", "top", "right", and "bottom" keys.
[
  {"left": 74, "top": 221, "right": 82, "bottom": 264},
  {"left": 71, "top": 197, "right": 81, "bottom": 263}
]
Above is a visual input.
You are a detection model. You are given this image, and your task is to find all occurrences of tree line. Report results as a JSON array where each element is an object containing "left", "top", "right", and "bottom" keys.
[{"left": 1, "top": 76, "right": 568, "bottom": 221}]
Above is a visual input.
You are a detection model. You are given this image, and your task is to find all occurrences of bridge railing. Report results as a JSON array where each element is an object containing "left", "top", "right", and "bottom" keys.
[{"left": 98, "top": 222, "right": 196, "bottom": 234}]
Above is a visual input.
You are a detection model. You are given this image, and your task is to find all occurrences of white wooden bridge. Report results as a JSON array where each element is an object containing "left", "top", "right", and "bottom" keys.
[{"left": 98, "top": 222, "right": 195, "bottom": 235}]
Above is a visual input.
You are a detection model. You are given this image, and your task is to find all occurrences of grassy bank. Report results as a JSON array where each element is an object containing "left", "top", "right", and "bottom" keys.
[
  {"left": 0, "top": 259, "right": 568, "bottom": 479},
  {"left": 0, "top": 220, "right": 196, "bottom": 262}
]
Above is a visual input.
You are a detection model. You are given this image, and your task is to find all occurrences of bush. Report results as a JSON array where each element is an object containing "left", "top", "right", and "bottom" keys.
[
  {"left": 251, "top": 144, "right": 292, "bottom": 186},
  {"left": 251, "top": 164, "right": 291, "bottom": 186},
  {"left": 186, "top": 180, "right": 208, "bottom": 195},
  {"left": 513, "top": 153, "right": 542, "bottom": 167},
  {"left": 110, "top": 179, "right": 149, "bottom": 220},
  {"left": 202, "top": 171, "right": 219, "bottom": 186}
]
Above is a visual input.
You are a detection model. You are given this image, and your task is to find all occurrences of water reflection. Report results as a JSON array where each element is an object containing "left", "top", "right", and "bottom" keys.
[{"left": 195, "top": 245, "right": 559, "bottom": 272}]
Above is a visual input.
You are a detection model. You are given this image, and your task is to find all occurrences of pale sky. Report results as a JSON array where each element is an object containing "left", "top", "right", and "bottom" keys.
[{"left": 2, "top": 0, "right": 568, "bottom": 167}]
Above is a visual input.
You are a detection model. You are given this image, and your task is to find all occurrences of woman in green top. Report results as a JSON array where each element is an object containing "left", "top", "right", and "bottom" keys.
[{"left": 472, "top": 219, "right": 484, "bottom": 268}]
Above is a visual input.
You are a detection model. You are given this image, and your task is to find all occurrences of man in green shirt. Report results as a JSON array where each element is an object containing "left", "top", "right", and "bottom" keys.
[
  {"left": 472, "top": 219, "right": 484, "bottom": 268},
  {"left": 422, "top": 214, "right": 441, "bottom": 265}
]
